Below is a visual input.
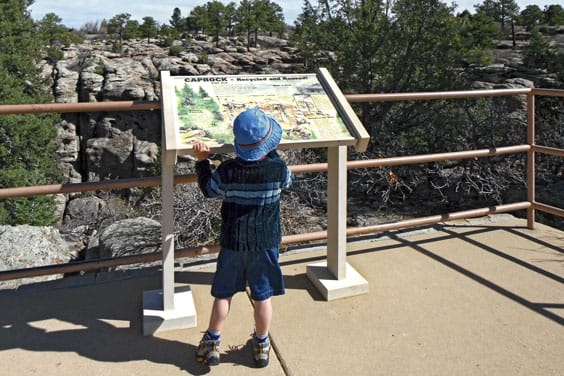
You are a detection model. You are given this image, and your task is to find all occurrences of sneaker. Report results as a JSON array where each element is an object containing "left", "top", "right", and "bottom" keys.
[
  {"left": 252, "top": 333, "right": 271, "bottom": 368},
  {"left": 196, "top": 332, "right": 220, "bottom": 366}
]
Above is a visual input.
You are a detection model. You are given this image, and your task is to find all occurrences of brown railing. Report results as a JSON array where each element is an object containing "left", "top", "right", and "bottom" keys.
[{"left": 1, "top": 88, "right": 563, "bottom": 282}]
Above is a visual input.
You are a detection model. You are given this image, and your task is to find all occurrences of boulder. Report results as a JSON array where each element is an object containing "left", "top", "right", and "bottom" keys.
[
  {"left": 0, "top": 226, "right": 83, "bottom": 290},
  {"left": 63, "top": 196, "right": 110, "bottom": 227},
  {"left": 85, "top": 130, "right": 135, "bottom": 180},
  {"left": 85, "top": 218, "right": 161, "bottom": 270}
]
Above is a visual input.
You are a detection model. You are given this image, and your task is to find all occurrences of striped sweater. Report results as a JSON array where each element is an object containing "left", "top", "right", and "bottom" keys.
[{"left": 195, "top": 150, "right": 293, "bottom": 252}]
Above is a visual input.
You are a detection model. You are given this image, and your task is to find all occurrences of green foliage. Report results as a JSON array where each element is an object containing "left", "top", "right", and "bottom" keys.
[
  {"left": 35, "top": 12, "right": 82, "bottom": 50},
  {"left": 46, "top": 46, "right": 64, "bottom": 63},
  {"left": 518, "top": 5, "right": 544, "bottom": 30},
  {"left": 124, "top": 19, "right": 141, "bottom": 39},
  {"left": 170, "top": 7, "right": 184, "bottom": 30},
  {"left": 544, "top": 5, "right": 564, "bottom": 26},
  {"left": 184, "top": 1, "right": 284, "bottom": 48},
  {"left": 0, "top": 0, "right": 63, "bottom": 225},
  {"left": 293, "top": 1, "right": 467, "bottom": 94},
  {"left": 474, "top": 0, "right": 520, "bottom": 30},
  {"left": 236, "top": 0, "right": 285, "bottom": 48},
  {"left": 523, "top": 29, "right": 562, "bottom": 78},
  {"left": 169, "top": 44, "right": 183, "bottom": 56},
  {"left": 456, "top": 11, "right": 502, "bottom": 65},
  {"left": 140, "top": 16, "right": 158, "bottom": 42},
  {"left": 186, "top": 5, "right": 208, "bottom": 34},
  {"left": 107, "top": 12, "right": 131, "bottom": 42},
  {"left": 291, "top": 0, "right": 478, "bottom": 162},
  {"left": 207, "top": 1, "right": 229, "bottom": 45},
  {"left": 94, "top": 63, "right": 105, "bottom": 75}
]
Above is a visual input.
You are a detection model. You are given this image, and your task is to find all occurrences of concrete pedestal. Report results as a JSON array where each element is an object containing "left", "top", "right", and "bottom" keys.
[
  {"left": 307, "top": 261, "right": 369, "bottom": 301},
  {"left": 142, "top": 285, "right": 197, "bottom": 336}
]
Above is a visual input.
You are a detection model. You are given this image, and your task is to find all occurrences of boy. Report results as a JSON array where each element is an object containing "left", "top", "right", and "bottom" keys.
[{"left": 193, "top": 108, "right": 293, "bottom": 368}]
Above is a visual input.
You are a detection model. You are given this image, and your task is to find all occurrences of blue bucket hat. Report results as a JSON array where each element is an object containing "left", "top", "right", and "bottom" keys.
[{"left": 233, "top": 108, "right": 282, "bottom": 161}]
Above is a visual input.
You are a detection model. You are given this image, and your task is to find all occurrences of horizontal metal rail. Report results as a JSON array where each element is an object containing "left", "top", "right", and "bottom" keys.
[
  {"left": 0, "top": 201, "right": 532, "bottom": 282},
  {"left": 347, "top": 145, "right": 531, "bottom": 168},
  {"left": 0, "top": 100, "right": 160, "bottom": 115},
  {"left": 534, "top": 202, "right": 564, "bottom": 218},
  {"left": 1, "top": 87, "right": 556, "bottom": 115},
  {"left": 0, "top": 145, "right": 532, "bottom": 199},
  {"left": 532, "top": 145, "right": 564, "bottom": 158},
  {"left": 533, "top": 88, "right": 564, "bottom": 97},
  {"left": 345, "top": 88, "right": 532, "bottom": 103},
  {"left": 0, "top": 175, "right": 196, "bottom": 200}
]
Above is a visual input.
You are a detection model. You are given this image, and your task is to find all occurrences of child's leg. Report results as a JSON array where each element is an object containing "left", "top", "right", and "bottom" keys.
[
  {"left": 252, "top": 297, "right": 272, "bottom": 368},
  {"left": 197, "top": 297, "right": 231, "bottom": 365},
  {"left": 209, "top": 297, "right": 232, "bottom": 332},
  {"left": 253, "top": 297, "right": 272, "bottom": 337}
]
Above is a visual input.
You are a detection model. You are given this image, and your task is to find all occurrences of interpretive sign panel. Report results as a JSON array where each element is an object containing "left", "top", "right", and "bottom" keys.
[
  {"left": 160, "top": 68, "right": 369, "bottom": 154},
  {"left": 153, "top": 69, "right": 370, "bottom": 320}
]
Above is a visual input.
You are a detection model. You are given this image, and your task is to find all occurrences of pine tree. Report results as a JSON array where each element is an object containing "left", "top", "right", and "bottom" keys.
[{"left": 0, "top": 0, "right": 63, "bottom": 225}]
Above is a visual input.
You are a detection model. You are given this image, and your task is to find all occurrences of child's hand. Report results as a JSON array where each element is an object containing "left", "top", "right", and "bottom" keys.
[{"left": 193, "top": 142, "right": 211, "bottom": 161}]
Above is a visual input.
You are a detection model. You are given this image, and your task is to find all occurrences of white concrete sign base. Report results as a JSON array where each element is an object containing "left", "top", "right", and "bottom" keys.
[
  {"left": 307, "top": 261, "right": 369, "bottom": 301},
  {"left": 142, "top": 285, "right": 197, "bottom": 336}
]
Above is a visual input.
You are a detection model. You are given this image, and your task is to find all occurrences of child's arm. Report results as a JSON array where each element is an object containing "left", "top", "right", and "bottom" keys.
[{"left": 194, "top": 142, "right": 224, "bottom": 198}]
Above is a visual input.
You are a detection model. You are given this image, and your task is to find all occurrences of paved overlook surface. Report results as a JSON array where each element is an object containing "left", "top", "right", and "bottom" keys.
[{"left": 0, "top": 215, "right": 562, "bottom": 375}]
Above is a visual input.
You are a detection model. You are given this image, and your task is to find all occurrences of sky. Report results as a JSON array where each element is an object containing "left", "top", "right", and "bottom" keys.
[{"left": 28, "top": 1, "right": 559, "bottom": 29}]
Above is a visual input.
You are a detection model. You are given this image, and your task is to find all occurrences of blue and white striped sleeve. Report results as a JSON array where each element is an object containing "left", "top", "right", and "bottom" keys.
[
  {"left": 195, "top": 160, "right": 225, "bottom": 198},
  {"left": 282, "top": 166, "right": 293, "bottom": 189}
]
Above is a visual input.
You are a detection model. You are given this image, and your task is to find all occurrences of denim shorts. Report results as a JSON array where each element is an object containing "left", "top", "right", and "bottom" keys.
[{"left": 211, "top": 247, "right": 285, "bottom": 301}]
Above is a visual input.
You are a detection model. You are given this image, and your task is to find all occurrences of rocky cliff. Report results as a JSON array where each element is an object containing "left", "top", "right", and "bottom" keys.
[{"left": 43, "top": 35, "right": 302, "bottom": 186}]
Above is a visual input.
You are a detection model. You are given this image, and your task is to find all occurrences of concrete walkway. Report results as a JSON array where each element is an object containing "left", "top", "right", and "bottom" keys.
[{"left": 0, "top": 215, "right": 562, "bottom": 375}]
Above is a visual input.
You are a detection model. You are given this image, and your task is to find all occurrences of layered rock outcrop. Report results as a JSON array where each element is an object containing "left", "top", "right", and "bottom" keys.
[{"left": 40, "top": 35, "right": 301, "bottom": 185}]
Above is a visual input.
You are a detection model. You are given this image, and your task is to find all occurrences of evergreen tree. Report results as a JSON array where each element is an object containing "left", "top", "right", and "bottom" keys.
[
  {"left": 291, "top": 1, "right": 322, "bottom": 69},
  {"left": 187, "top": 5, "right": 209, "bottom": 34},
  {"left": 253, "top": 0, "right": 285, "bottom": 39},
  {"left": 170, "top": 7, "right": 184, "bottom": 30},
  {"left": 0, "top": 0, "right": 62, "bottom": 225},
  {"left": 474, "top": 0, "right": 519, "bottom": 30},
  {"left": 457, "top": 11, "right": 502, "bottom": 65},
  {"left": 207, "top": 1, "right": 228, "bottom": 46},
  {"left": 236, "top": 0, "right": 285, "bottom": 46},
  {"left": 237, "top": 0, "right": 256, "bottom": 49},
  {"left": 107, "top": 13, "right": 131, "bottom": 42},
  {"left": 293, "top": 0, "right": 465, "bottom": 94},
  {"left": 518, "top": 5, "right": 544, "bottom": 30},
  {"left": 124, "top": 19, "right": 141, "bottom": 39},
  {"left": 140, "top": 16, "right": 158, "bottom": 42},
  {"left": 544, "top": 5, "right": 564, "bottom": 26},
  {"left": 35, "top": 12, "right": 81, "bottom": 63},
  {"left": 523, "top": 29, "right": 558, "bottom": 71}
]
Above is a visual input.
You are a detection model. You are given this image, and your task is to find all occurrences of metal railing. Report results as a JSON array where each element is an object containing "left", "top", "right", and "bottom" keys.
[{"left": 1, "top": 88, "right": 563, "bottom": 282}]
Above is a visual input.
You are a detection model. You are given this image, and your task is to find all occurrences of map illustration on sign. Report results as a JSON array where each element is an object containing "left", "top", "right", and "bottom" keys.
[{"left": 160, "top": 69, "right": 369, "bottom": 154}]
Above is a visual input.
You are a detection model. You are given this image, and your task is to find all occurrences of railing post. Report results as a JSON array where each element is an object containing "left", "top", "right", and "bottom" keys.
[
  {"left": 142, "top": 70, "right": 197, "bottom": 335},
  {"left": 306, "top": 145, "right": 368, "bottom": 300},
  {"left": 327, "top": 145, "right": 348, "bottom": 279},
  {"left": 527, "top": 91, "right": 536, "bottom": 229},
  {"left": 161, "top": 149, "right": 176, "bottom": 310}
]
